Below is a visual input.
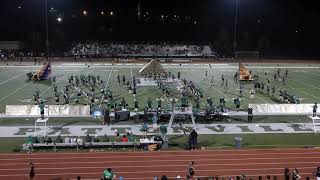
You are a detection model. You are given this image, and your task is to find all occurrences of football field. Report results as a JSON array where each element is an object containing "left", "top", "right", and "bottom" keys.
[{"left": 0, "top": 62, "right": 319, "bottom": 114}]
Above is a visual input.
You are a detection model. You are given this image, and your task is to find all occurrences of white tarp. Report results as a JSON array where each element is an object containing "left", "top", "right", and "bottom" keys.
[
  {"left": 249, "top": 104, "right": 318, "bottom": 115},
  {"left": 6, "top": 105, "right": 90, "bottom": 117}
]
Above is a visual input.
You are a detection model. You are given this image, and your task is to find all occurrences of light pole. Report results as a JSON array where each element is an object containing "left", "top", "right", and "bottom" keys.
[
  {"left": 45, "top": 0, "right": 49, "bottom": 57},
  {"left": 233, "top": 0, "right": 238, "bottom": 58}
]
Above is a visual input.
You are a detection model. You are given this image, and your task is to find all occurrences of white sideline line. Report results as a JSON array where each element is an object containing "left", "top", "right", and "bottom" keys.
[
  {"left": 0, "top": 82, "right": 32, "bottom": 102},
  {"left": 0, "top": 152, "right": 319, "bottom": 161},
  {"left": 210, "top": 84, "right": 233, "bottom": 101},
  {"left": 0, "top": 72, "right": 25, "bottom": 87}
]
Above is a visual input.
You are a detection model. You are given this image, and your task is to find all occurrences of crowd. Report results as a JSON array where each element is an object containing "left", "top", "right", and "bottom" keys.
[
  {"left": 70, "top": 42, "right": 215, "bottom": 57},
  {"left": 27, "top": 133, "right": 137, "bottom": 145}
]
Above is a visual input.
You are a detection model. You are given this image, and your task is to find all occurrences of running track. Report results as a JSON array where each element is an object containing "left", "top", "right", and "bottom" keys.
[{"left": 0, "top": 148, "right": 319, "bottom": 180}]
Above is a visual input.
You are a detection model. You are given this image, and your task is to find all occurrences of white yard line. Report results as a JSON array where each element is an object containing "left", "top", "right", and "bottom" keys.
[
  {"left": 39, "top": 86, "right": 52, "bottom": 97},
  {"left": 287, "top": 77, "right": 320, "bottom": 90},
  {"left": 210, "top": 84, "right": 233, "bottom": 101},
  {"left": 0, "top": 82, "right": 33, "bottom": 102},
  {"left": 99, "top": 66, "right": 114, "bottom": 108},
  {"left": 0, "top": 72, "right": 25, "bottom": 87},
  {"left": 272, "top": 80, "right": 320, "bottom": 100},
  {"left": 293, "top": 71, "right": 320, "bottom": 83},
  {"left": 106, "top": 66, "right": 114, "bottom": 87},
  {"left": 243, "top": 90, "right": 269, "bottom": 104}
]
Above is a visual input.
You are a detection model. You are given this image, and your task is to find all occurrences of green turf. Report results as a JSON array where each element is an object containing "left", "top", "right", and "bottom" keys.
[
  {"left": 0, "top": 63, "right": 319, "bottom": 112},
  {"left": 0, "top": 137, "right": 27, "bottom": 152},
  {"left": 167, "top": 133, "right": 320, "bottom": 149}
]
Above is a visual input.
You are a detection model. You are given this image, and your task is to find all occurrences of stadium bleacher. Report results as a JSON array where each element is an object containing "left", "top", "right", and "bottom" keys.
[{"left": 70, "top": 42, "right": 216, "bottom": 58}]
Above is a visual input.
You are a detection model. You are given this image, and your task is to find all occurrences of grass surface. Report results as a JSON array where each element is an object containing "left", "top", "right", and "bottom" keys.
[
  {"left": 0, "top": 63, "right": 319, "bottom": 113},
  {"left": 168, "top": 133, "right": 320, "bottom": 149}
]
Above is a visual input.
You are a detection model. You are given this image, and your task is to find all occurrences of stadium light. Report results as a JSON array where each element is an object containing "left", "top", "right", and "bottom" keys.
[
  {"left": 57, "top": 17, "right": 62, "bottom": 22},
  {"left": 110, "top": 11, "right": 114, "bottom": 16},
  {"left": 83, "top": 10, "right": 87, "bottom": 16},
  {"left": 101, "top": 11, "right": 104, "bottom": 15}
]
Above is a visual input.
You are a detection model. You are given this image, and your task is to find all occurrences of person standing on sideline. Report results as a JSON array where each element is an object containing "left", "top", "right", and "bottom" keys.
[
  {"left": 29, "top": 162, "right": 35, "bottom": 180},
  {"left": 189, "top": 130, "right": 198, "bottom": 150},
  {"left": 39, "top": 100, "right": 45, "bottom": 119},
  {"left": 313, "top": 103, "right": 318, "bottom": 117},
  {"left": 152, "top": 114, "right": 158, "bottom": 131}
]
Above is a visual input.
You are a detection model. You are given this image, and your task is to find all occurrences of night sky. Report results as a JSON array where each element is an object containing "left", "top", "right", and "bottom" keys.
[{"left": 0, "top": 0, "right": 319, "bottom": 58}]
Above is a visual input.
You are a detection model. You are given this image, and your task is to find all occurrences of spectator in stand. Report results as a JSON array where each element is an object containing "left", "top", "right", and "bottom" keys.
[
  {"left": 121, "top": 135, "right": 128, "bottom": 142},
  {"left": 32, "top": 136, "right": 39, "bottom": 144},
  {"left": 55, "top": 135, "right": 63, "bottom": 143},
  {"left": 77, "top": 137, "right": 83, "bottom": 144},
  {"left": 284, "top": 168, "right": 290, "bottom": 180},
  {"left": 292, "top": 168, "right": 302, "bottom": 180},
  {"left": 189, "top": 129, "right": 198, "bottom": 150},
  {"left": 85, "top": 134, "right": 92, "bottom": 143},
  {"left": 126, "top": 132, "right": 134, "bottom": 142},
  {"left": 93, "top": 135, "right": 100, "bottom": 142},
  {"left": 64, "top": 135, "right": 71, "bottom": 143},
  {"left": 313, "top": 166, "right": 320, "bottom": 180},
  {"left": 39, "top": 136, "right": 45, "bottom": 143},
  {"left": 102, "top": 134, "right": 109, "bottom": 142},
  {"left": 46, "top": 137, "right": 53, "bottom": 143},
  {"left": 115, "top": 133, "right": 121, "bottom": 142}
]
